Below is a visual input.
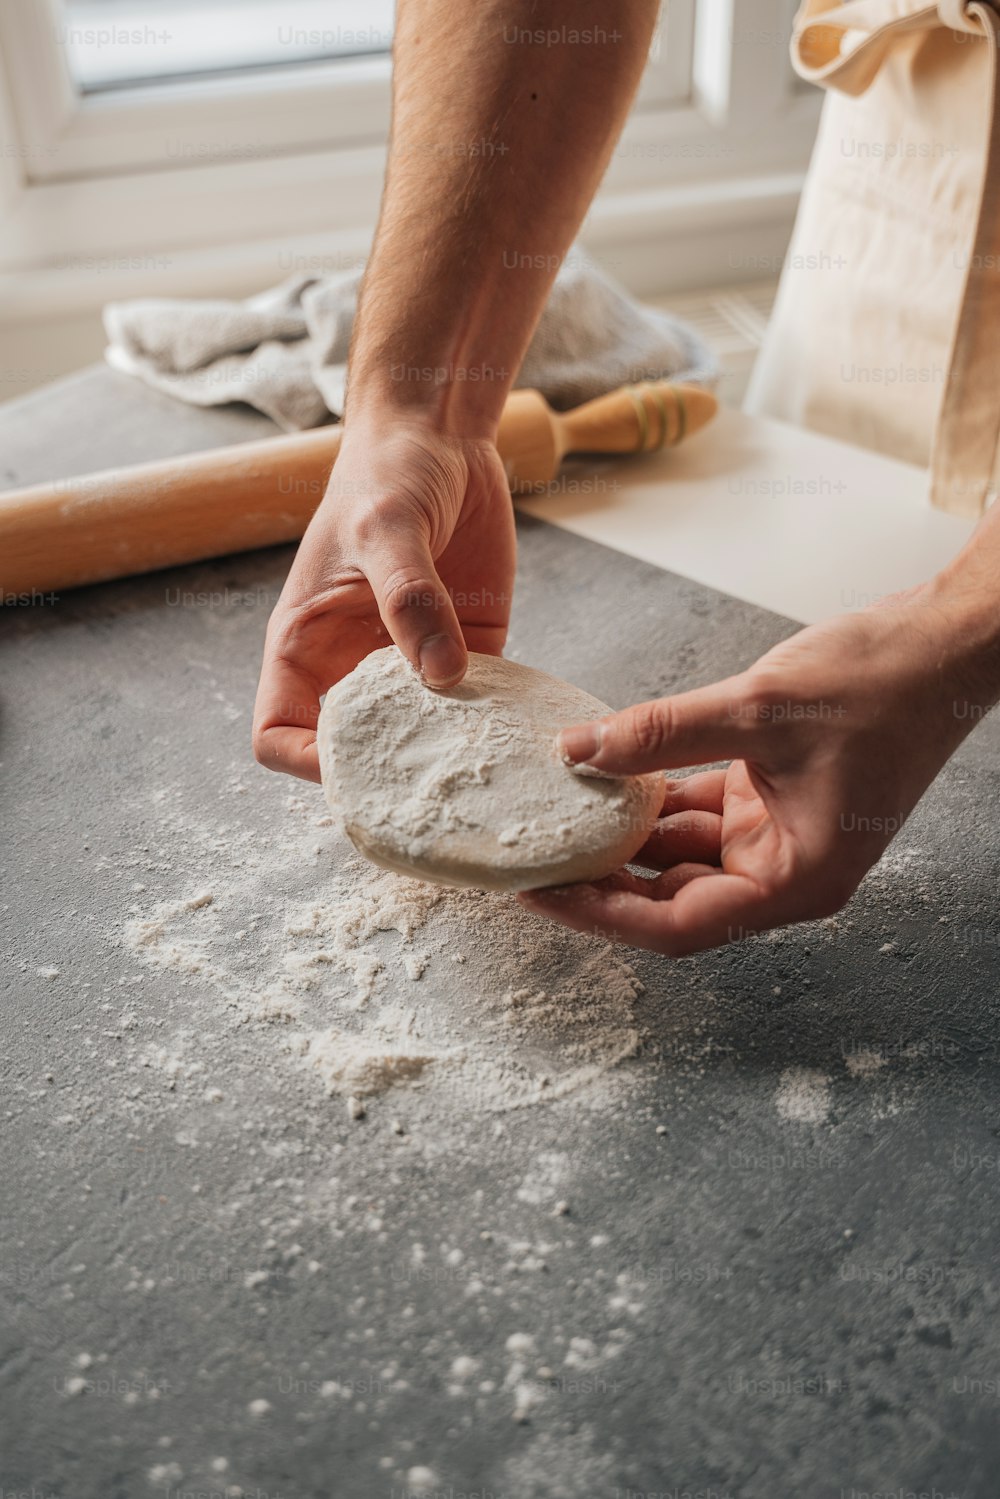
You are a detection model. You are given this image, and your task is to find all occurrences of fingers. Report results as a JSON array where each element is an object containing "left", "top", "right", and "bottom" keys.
[
  {"left": 520, "top": 867, "right": 776, "bottom": 955},
  {"left": 557, "top": 681, "right": 750, "bottom": 776},
  {"left": 255, "top": 725, "right": 320, "bottom": 783},
  {"left": 361, "top": 528, "right": 468, "bottom": 689},
  {"left": 518, "top": 864, "right": 721, "bottom": 947},
  {"left": 659, "top": 770, "right": 727, "bottom": 817},
  {"left": 633, "top": 809, "right": 723, "bottom": 870},
  {"left": 651, "top": 871, "right": 788, "bottom": 953},
  {"left": 253, "top": 580, "right": 389, "bottom": 782},
  {"left": 252, "top": 644, "right": 323, "bottom": 782},
  {"left": 521, "top": 861, "right": 834, "bottom": 957}
]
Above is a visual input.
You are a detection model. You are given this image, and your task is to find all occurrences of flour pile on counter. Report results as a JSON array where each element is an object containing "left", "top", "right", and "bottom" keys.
[{"left": 122, "top": 784, "right": 645, "bottom": 1114}]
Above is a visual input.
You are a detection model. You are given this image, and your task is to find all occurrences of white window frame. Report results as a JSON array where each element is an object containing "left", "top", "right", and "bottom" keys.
[
  {"left": 0, "top": 0, "right": 819, "bottom": 318},
  {"left": 1, "top": 0, "right": 695, "bottom": 184}
]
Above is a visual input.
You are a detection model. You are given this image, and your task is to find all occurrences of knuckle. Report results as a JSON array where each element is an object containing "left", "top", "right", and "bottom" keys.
[
  {"left": 379, "top": 567, "right": 440, "bottom": 620},
  {"left": 348, "top": 505, "right": 392, "bottom": 553},
  {"left": 252, "top": 724, "right": 274, "bottom": 769},
  {"left": 627, "top": 698, "right": 671, "bottom": 758},
  {"left": 734, "top": 668, "right": 787, "bottom": 722},
  {"left": 347, "top": 493, "right": 430, "bottom": 557}
]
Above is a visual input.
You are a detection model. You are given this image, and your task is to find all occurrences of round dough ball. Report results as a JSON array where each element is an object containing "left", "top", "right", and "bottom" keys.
[{"left": 317, "top": 647, "right": 663, "bottom": 892}]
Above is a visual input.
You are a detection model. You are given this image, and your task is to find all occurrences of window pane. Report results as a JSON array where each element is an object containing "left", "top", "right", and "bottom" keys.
[{"left": 58, "top": 0, "right": 395, "bottom": 92}]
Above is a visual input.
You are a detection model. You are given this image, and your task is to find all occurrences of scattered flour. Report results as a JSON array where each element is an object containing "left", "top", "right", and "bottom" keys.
[
  {"left": 500, "top": 1428, "right": 619, "bottom": 1498},
  {"left": 122, "top": 785, "right": 646, "bottom": 1115},
  {"left": 299, "top": 1031, "right": 439, "bottom": 1097},
  {"left": 148, "top": 1463, "right": 183, "bottom": 1485},
  {"left": 515, "top": 1152, "right": 571, "bottom": 1206},
  {"left": 774, "top": 1066, "right": 832, "bottom": 1125}
]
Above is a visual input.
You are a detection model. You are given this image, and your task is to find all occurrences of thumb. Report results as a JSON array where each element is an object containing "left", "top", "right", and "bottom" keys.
[
  {"left": 363, "top": 530, "right": 468, "bottom": 688},
  {"left": 557, "top": 678, "right": 752, "bottom": 775}
]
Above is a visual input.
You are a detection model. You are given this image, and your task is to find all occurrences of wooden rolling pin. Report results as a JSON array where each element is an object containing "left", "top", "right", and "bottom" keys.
[{"left": 0, "top": 380, "right": 716, "bottom": 595}]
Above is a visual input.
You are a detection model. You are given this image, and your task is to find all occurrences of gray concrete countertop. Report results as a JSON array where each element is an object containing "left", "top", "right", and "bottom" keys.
[{"left": 3, "top": 371, "right": 1000, "bottom": 1498}]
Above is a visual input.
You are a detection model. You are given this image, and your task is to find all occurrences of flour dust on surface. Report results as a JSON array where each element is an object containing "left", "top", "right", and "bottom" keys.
[
  {"left": 122, "top": 777, "right": 646, "bottom": 1116},
  {"left": 113, "top": 773, "right": 937, "bottom": 1129}
]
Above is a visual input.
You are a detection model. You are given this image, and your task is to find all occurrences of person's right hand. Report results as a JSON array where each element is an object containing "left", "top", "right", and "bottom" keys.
[
  {"left": 519, "top": 591, "right": 995, "bottom": 954},
  {"left": 253, "top": 413, "right": 516, "bottom": 782}
]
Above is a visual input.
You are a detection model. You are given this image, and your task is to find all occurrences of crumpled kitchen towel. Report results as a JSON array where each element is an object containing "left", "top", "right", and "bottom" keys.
[{"left": 103, "top": 250, "right": 717, "bottom": 431}]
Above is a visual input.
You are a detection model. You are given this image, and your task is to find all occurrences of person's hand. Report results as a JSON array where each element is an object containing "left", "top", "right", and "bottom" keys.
[
  {"left": 519, "top": 590, "right": 994, "bottom": 954},
  {"left": 253, "top": 415, "right": 516, "bottom": 781}
]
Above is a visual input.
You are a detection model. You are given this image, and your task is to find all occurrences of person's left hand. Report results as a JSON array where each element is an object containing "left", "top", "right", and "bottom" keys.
[{"left": 519, "top": 589, "right": 994, "bottom": 954}]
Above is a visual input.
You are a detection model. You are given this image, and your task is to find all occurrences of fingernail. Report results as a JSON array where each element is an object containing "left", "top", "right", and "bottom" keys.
[
  {"left": 556, "top": 722, "right": 601, "bottom": 765},
  {"left": 418, "top": 634, "right": 466, "bottom": 688}
]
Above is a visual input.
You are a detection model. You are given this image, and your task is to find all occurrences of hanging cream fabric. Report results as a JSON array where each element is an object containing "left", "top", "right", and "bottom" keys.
[{"left": 745, "top": 0, "right": 1000, "bottom": 517}]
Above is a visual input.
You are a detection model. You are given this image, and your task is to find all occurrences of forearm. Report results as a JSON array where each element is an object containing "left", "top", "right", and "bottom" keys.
[
  {"left": 347, "top": 0, "right": 659, "bottom": 436},
  {"left": 924, "top": 500, "right": 1000, "bottom": 711}
]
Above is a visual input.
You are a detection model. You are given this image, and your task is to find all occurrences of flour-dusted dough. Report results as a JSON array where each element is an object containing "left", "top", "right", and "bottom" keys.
[{"left": 317, "top": 647, "right": 663, "bottom": 892}]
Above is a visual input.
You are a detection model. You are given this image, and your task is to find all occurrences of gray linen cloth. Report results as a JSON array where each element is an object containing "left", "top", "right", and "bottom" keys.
[{"left": 103, "top": 252, "right": 717, "bottom": 431}]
